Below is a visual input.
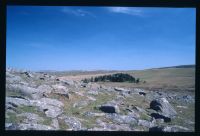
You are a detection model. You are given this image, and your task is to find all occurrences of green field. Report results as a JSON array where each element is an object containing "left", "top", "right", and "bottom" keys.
[{"left": 52, "top": 66, "right": 195, "bottom": 92}]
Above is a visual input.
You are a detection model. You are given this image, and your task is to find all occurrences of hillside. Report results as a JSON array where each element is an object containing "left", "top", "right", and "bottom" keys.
[{"left": 5, "top": 67, "right": 195, "bottom": 131}]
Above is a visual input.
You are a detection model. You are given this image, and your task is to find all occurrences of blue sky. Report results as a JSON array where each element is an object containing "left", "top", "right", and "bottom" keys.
[{"left": 6, "top": 6, "right": 196, "bottom": 71}]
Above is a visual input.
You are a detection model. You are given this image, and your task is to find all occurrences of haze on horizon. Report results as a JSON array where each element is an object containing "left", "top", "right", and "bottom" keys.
[{"left": 6, "top": 6, "right": 196, "bottom": 71}]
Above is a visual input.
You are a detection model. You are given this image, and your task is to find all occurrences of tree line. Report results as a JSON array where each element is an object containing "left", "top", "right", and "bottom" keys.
[{"left": 82, "top": 73, "right": 142, "bottom": 83}]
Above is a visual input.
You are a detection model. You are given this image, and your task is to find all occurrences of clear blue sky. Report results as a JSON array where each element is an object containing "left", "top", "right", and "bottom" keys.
[{"left": 6, "top": 6, "right": 196, "bottom": 71}]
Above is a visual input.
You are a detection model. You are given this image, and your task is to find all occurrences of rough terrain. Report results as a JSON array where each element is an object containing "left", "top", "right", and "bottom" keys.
[{"left": 5, "top": 67, "right": 195, "bottom": 131}]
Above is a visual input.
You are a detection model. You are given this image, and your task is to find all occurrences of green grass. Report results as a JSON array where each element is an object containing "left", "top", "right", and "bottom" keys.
[
  {"left": 58, "top": 118, "right": 69, "bottom": 130},
  {"left": 6, "top": 112, "right": 25, "bottom": 123}
]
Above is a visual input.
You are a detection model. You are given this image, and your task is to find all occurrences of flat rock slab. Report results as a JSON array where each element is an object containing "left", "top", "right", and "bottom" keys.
[
  {"left": 106, "top": 113, "right": 138, "bottom": 125},
  {"left": 17, "top": 112, "right": 44, "bottom": 124},
  {"left": 6, "top": 123, "right": 53, "bottom": 130}
]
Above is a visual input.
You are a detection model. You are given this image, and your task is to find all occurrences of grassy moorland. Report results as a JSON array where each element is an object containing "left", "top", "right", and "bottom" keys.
[{"left": 52, "top": 65, "right": 195, "bottom": 92}]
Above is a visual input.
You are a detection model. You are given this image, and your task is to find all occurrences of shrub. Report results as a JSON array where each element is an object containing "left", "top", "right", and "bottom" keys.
[{"left": 82, "top": 73, "right": 140, "bottom": 83}]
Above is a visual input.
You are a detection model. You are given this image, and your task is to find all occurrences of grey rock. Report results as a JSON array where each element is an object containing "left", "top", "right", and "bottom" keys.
[
  {"left": 149, "top": 125, "right": 190, "bottom": 132},
  {"left": 106, "top": 113, "right": 138, "bottom": 124},
  {"left": 21, "top": 72, "right": 33, "bottom": 78},
  {"left": 83, "top": 112, "right": 105, "bottom": 117},
  {"left": 182, "top": 95, "right": 194, "bottom": 103},
  {"left": 6, "top": 84, "right": 42, "bottom": 99},
  {"left": 150, "top": 97, "right": 177, "bottom": 118},
  {"left": 138, "top": 119, "right": 156, "bottom": 128},
  {"left": 87, "top": 90, "right": 99, "bottom": 95},
  {"left": 17, "top": 112, "right": 44, "bottom": 124},
  {"left": 61, "top": 79, "right": 75, "bottom": 86},
  {"left": 6, "top": 74, "right": 22, "bottom": 83},
  {"left": 6, "top": 97, "right": 31, "bottom": 107},
  {"left": 37, "top": 84, "right": 52, "bottom": 94},
  {"left": 31, "top": 98, "right": 64, "bottom": 118},
  {"left": 51, "top": 118, "right": 59, "bottom": 130},
  {"left": 150, "top": 113, "right": 171, "bottom": 122},
  {"left": 73, "top": 100, "right": 89, "bottom": 108},
  {"left": 16, "top": 123, "right": 53, "bottom": 130},
  {"left": 59, "top": 116, "right": 81, "bottom": 130},
  {"left": 52, "top": 84, "right": 69, "bottom": 98},
  {"left": 114, "top": 87, "right": 130, "bottom": 93}
]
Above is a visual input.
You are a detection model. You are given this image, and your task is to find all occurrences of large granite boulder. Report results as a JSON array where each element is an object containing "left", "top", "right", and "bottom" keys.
[{"left": 150, "top": 97, "right": 177, "bottom": 118}]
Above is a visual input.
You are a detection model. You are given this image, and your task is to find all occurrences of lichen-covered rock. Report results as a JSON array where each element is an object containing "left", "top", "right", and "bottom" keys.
[
  {"left": 6, "top": 84, "right": 42, "bottom": 99},
  {"left": 138, "top": 118, "right": 156, "bottom": 128},
  {"left": 149, "top": 125, "right": 190, "bottom": 132},
  {"left": 8, "top": 123, "right": 53, "bottom": 130},
  {"left": 17, "top": 113, "right": 44, "bottom": 124},
  {"left": 150, "top": 97, "right": 177, "bottom": 118},
  {"left": 37, "top": 84, "right": 53, "bottom": 94},
  {"left": 51, "top": 118, "right": 59, "bottom": 130},
  {"left": 31, "top": 98, "right": 64, "bottom": 118},
  {"left": 52, "top": 84, "right": 69, "bottom": 98},
  {"left": 106, "top": 113, "right": 138, "bottom": 125},
  {"left": 58, "top": 116, "right": 82, "bottom": 130}
]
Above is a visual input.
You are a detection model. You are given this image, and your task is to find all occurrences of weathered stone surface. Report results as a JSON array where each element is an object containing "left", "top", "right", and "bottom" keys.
[
  {"left": 84, "top": 112, "right": 105, "bottom": 117},
  {"left": 37, "top": 84, "right": 52, "bottom": 94},
  {"left": 6, "top": 123, "right": 53, "bottom": 130},
  {"left": 150, "top": 97, "right": 177, "bottom": 117},
  {"left": 6, "top": 74, "right": 22, "bottom": 83},
  {"left": 59, "top": 116, "right": 82, "bottom": 130},
  {"left": 6, "top": 84, "right": 42, "bottom": 99},
  {"left": 95, "top": 119, "right": 132, "bottom": 131},
  {"left": 106, "top": 113, "right": 138, "bottom": 124},
  {"left": 31, "top": 98, "right": 64, "bottom": 118},
  {"left": 52, "top": 84, "right": 69, "bottom": 98},
  {"left": 21, "top": 72, "right": 34, "bottom": 78},
  {"left": 114, "top": 87, "right": 130, "bottom": 93},
  {"left": 86, "top": 83, "right": 101, "bottom": 90},
  {"left": 51, "top": 118, "right": 59, "bottom": 130},
  {"left": 87, "top": 90, "right": 99, "bottom": 95},
  {"left": 150, "top": 113, "right": 171, "bottom": 122},
  {"left": 138, "top": 119, "right": 156, "bottom": 128},
  {"left": 6, "top": 97, "right": 31, "bottom": 107},
  {"left": 73, "top": 100, "right": 89, "bottom": 108},
  {"left": 17, "top": 113, "right": 44, "bottom": 124},
  {"left": 149, "top": 125, "right": 190, "bottom": 132},
  {"left": 182, "top": 95, "right": 194, "bottom": 103}
]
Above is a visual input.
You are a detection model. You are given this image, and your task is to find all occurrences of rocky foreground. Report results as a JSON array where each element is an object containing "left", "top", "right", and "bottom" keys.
[{"left": 5, "top": 68, "right": 195, "bottom": 131}]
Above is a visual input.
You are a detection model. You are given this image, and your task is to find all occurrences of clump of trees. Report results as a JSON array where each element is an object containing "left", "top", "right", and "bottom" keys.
[{"left": 82, "top": 73, "right": 142, "bottom": 83}]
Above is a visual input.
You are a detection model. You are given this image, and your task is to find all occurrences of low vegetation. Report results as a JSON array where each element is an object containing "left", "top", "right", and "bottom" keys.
[{"left": 82, "top": 73, "right": 141, "bottom": 83}]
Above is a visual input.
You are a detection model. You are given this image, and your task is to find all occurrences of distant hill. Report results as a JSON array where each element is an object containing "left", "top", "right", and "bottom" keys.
[{"left": 153, "top": 64, "right": 195, "bottom": 69}]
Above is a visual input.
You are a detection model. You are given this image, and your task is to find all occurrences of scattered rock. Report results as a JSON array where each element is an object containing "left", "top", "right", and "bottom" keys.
[
  {"left": 99, "top": 103, "right": 120, "bottom": 113},
  {"left": 10, "top": 123, "right": 53, "bottom": 130},
  {"left": 51, "top": 118, "right": 59, "bottom": 130},
  {"left": 21, "top": 72, "right": 33, "bottom": 78},
  {"left": 150, "top": 97, "right": 177, "bottom": 117},
  {"left": 150, "top": 113, "right": 171, "bottom": 122},
  {"left": 37, "top": 84, "right": 52, "bottom": 94},
  {"left": 52, "top": 84, "right": 69, "bottom": 98},
  {"left": 17, "top": 113, "right": 44, "bottom": 124},
  {"left": 106, "top": 113, "right": 138, "bottom": 124},
  {"left": 59, "top": 116, "right": 81, "bottom": 130},
  {"left": 138, "top": 119, "right": 155, "bottom": 128},
  {"left": 83, "top": 112, "right": 105, "bottom": 117},
  {"left": 149, "top": 125, "right": 190, "bottom": 132},
  {"left": 32, "top": 98, "right": 64, "bottom": 118}
]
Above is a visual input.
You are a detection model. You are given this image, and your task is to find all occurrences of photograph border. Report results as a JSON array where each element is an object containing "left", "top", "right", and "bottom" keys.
[{"left": 0, "top": 0, "right": 200, "bottom": 136}]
